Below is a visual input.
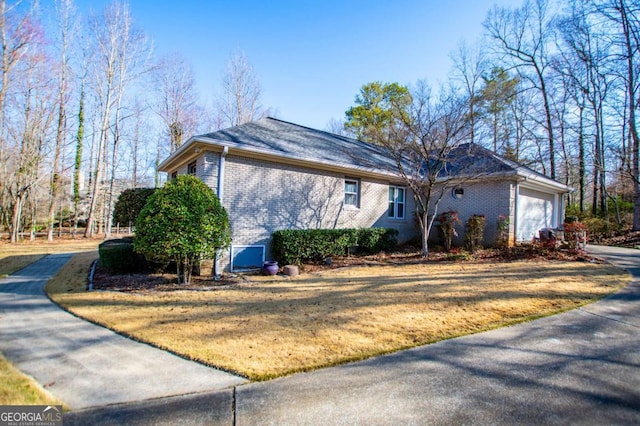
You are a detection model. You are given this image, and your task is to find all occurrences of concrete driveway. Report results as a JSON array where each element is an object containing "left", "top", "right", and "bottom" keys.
[
  {"left": 2, "top": 246, "right": 639, "bottom": 425},
  {"left": 0, "top": 254, "right": 246, "bottom": 414}
]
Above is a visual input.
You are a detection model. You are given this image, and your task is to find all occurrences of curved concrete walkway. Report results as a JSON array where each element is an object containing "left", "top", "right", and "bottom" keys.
[
  {"left": 2, "top": 247, "right": 639, "bottom": 425},
  {"left": 0, "top": 254, "right": 246, "bottom": 412}
]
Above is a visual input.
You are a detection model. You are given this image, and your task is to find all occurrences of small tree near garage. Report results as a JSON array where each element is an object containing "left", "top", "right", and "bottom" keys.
[
  {"left": 135, "top": 175, "right": 231, "bottom": 284},
  {"left": 363, "top": 81, "right": 472, "bottom": 257}
]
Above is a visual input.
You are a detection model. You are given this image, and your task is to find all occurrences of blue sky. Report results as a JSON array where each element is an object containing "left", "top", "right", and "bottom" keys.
[{"left": 77, "top": 0, "right": 524, "bottom": 130}]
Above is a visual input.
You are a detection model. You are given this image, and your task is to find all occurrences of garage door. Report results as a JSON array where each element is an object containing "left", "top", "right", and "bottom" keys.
[{"left": 517, "top": 187, "right": 555, "bottom": 241}]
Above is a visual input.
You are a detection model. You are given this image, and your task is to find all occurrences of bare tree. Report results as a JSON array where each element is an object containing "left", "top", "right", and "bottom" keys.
[
  {"left": 450, "top": 40, "right": 487, "bottom": 145},
  {"left": 0, "top": 0, "right": 39, "bottom": 235},
  {"left": 45, "top": 0, "right": 76, "bottom": 242},
  {"left": 151, "top": 52, "right": 202, "bottom": 153},
  {"left": 556, "top": 0, "right": 612, "bottom": 216},
  {"left": 600, "top": 0, "right": 640, "bottom": 229},
  {"left": 484, "top": 0, "right": 559, "bottom": 179},
  {"left": 325, "top": 117, "right": 349, "bottom": 136},
  {"left": 218, "top": 50, "right": 266, "bottom": 127},
  {"left": 370, "top": 82, "right": 472, "bottom": 257},
  {"left": 6, "top": 38, "right": 57, "bottom": 242},
  {"left": 84, "top": 1, "right": 149, "bottom": 238}
]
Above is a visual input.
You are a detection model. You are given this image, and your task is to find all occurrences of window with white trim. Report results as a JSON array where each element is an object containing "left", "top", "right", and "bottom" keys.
[
  {"left": 388, "top": 186, "right": 405, "bottom": 219},
  {"left": 344, "top": 178, "right": 360, "bottom": 208},
  {"left": 187, "top": 160, "right": 197, "bottom": 175}
]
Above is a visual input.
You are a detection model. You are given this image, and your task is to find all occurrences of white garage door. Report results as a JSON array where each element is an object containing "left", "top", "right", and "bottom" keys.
[{"left": 517, "top": 187, "right": 555, "bottom": 241}]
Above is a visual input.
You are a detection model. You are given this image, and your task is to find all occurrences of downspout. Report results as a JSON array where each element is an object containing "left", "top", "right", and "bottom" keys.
[
  {"left": 214, "top": 146, "right": 229, "bottom": 279},
  {"left": 217, "top": 146, "right": 228, "bottom": 200},
  {"left": 553, "top": 193, "right": 560, "bottom": 228},
  {"left": 513, "top": 181, "right": 519, "bottom": 245}
]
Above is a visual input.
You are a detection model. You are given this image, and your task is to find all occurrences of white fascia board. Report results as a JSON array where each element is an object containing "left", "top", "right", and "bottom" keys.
[
  {"left": 516, "top": 170, "right": 573, "bottom": 193},
  {"left": 157, "top": 136, "right": 198, "bottom": 171}
]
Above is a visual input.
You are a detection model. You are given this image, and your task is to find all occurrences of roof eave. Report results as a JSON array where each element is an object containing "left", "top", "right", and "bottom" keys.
[
  {"left": 160, "top": 135, "right": 401, "bottom": 181},
  {"left": 515, "top": 169, "right": 573, "bottom": 193}
]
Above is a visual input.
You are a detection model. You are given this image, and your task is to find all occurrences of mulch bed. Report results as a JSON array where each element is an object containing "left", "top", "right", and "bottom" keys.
[
  {"left": 91, "top": 244, "right": 598, "bottom": 293},
  {"left": 91, "top": 266, "right": 246, "bottom": 292}
]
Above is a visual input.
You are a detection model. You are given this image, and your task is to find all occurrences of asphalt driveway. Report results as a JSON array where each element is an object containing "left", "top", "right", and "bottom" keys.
[{"left": 2, "top": 246, "right": 639, "bottom": 425}]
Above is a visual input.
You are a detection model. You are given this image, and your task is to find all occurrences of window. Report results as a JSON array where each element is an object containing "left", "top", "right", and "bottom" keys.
[
  {"left": 388, "top": 186, "right": 405, "bottom": 219},
  {"left": 187, "top": 161, "right": 197, "bottom": 175},
  {"left": 452, "top": 187, "right": 464, "bottom": 199},
  {"left": 344, "top": 178, "right": 360, "bottom": 208},
  {"left": 170, "top": 171, "right": 178, "bottom": 180},
  {"left": 231, "top": 245, "right": 265, "bottom": 272}
]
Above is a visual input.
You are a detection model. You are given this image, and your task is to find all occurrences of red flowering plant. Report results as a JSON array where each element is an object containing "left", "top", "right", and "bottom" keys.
[
  {"left": 438, "top": 210, "right": 460, "bottom": 251},
  {"left": 563, "top": 221, "right": 587, "bottom": 252}
]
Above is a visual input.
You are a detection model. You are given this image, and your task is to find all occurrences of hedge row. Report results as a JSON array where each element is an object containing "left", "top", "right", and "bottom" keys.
[
  {"left": 271, "top": 228, "right": 398, "bottom": 265},
  {"left": 98, "top": 238, "right": 147, "bottom": 273}
]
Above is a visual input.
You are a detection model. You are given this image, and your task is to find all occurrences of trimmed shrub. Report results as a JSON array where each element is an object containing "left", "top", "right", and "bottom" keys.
[
  {"left": 135, "top": 175, "right": 231, "bottom": 284},
  {"left": 99, "top": 238, "right": 146, "bottom": 273},
  {"left": 271, "top": 228, "right": 398, "bottom": 265},
  {"left": 356, "top": 228, "right": 398, "bottom": 253}
]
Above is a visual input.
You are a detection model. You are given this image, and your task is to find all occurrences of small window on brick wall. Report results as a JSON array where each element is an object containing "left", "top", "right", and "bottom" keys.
[
  {"left": 344, "top": 178, "right": 360, "bottom": 208},
  {"left": 388, "top": 185, "right": 405, "bottom": 219},
  {"left": 187, "top": 161, "right": 197, "bottom": 175}
]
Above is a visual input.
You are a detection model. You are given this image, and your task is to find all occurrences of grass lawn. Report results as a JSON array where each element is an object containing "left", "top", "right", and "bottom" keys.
[{"left": 47, "top": 256, "right": 629, "bottom": 381}]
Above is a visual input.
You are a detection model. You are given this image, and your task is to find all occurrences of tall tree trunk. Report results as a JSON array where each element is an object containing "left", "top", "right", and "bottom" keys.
[
  {"left": 618, "top": 0, "right": 640, "bottom": 230},
  {"left": 84, "top": 116, "right": 108, "bottom": 238},
  {"left": 46, "top": 100, "right": 64, "bottom": 242},
  {"left": 73, "top": 83, "right": 84, "bottom": 237},
  {"left": 10, "top": 192, "right": 26, "bottom": 243},
  {"left": 578, "top": 106, "right": 585, "bottom": 213},
  {"left": 537, "top": 66, "right": 556, "bottom": 180}
]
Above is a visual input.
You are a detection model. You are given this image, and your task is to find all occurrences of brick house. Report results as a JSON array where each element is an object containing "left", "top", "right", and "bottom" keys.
[{"left": 158, "top": 117, "right": 571, "bottom": 271}]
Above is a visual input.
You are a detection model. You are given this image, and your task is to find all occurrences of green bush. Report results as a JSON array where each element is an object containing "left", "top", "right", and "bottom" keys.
[
  {"left": 135, "top": 175, "right": 231, "bottom": 284},
  {"left": 99, "top": 238, "right": 146, "bottom": 273},
  {"left": 271, "top": 228, "right": 398, "bottom": 265},
  {"left": 112, "top": 187, "right": 156, "bottom": 227},
  {"left": 356, "top": 228, "right": 398, "bottom": 253}
]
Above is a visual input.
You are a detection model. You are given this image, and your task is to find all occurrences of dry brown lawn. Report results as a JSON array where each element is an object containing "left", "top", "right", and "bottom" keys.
[
  {"left": 47, "top": 258, "right": 629, "bottom": 381},
  {"left": 0, "top": 353, "right": 65, "bottom": 406}
]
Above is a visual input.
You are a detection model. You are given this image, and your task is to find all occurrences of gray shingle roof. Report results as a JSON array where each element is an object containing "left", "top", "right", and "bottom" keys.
[
  {"left": 166, "top": 117, "right": 569, "bottom": 192},
  {"left": 197, "top": 117, "right": 398, "bottom": 173}
]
